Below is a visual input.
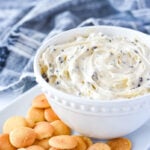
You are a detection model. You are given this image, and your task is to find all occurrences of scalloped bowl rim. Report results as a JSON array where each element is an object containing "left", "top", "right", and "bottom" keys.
[{"left": 34, "top": 25, "right": 150, "bottom": 105}]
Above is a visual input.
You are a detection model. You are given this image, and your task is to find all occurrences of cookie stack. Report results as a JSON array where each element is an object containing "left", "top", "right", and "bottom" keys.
[{"left": 0, "top": 94, "right": 132, "bottom": 150}]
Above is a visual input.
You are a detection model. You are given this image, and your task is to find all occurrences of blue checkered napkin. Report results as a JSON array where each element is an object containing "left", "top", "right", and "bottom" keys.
[{"left": 0, "top": 0, "right": 149, "bottom": 100}]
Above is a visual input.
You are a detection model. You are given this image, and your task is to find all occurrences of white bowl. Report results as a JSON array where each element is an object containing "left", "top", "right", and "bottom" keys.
[{"left": 34, "top": 26, "right": 150, "bottom": 139}]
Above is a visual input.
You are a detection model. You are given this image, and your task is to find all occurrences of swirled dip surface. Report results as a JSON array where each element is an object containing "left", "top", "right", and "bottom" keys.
[{"left": 39, "top": 32, "right": 150, "bottom": 100}]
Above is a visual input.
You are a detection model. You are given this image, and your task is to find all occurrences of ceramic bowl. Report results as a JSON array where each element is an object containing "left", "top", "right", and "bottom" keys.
[{"left": 34, "top": 26, "right": 150, "bottom": 139}]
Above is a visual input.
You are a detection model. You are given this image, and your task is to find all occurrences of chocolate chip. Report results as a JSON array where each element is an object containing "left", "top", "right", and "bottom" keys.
[
  {"left": 92, "top": 46, "right": 97, "bottom": 50},
  {"left": 139, "top": 77, "right": 143, "bottom": 82},
  {"left": 58, "top": 56, "right": 64, "bottom": 64},
  {"left": 92, "top": 72, "right": 98, "bottom": 81}
]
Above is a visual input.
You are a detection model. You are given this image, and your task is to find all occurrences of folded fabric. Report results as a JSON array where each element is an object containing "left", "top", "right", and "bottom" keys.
[{"left": 0, "top": 0, "right": 150, "bottom": 100}]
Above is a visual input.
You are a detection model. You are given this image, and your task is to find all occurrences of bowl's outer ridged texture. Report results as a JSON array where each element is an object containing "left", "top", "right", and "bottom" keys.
[{"left": 34, "top": 26, "right": 150, "bottom": 139}]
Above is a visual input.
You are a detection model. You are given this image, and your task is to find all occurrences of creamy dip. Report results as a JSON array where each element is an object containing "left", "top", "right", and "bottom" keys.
[{"left": 39, "top": 32, "right": 150, "bottom": 100}]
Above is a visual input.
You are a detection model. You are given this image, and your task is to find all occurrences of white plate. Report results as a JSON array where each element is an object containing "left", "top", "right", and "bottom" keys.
[{"left": 0, "top": 85, "right": 150, "bottom": 150}]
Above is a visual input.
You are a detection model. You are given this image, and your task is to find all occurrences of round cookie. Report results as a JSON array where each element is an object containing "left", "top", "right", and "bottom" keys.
[
  {"left": 3, "top": 116, "right": 28, "bottom": 133},
  {"left": 79, "top": 136, "right": 93, "bottom": 148},
  {"left": 34, "top": 138, "right": 50, "bottom": 149},
  {"left": 87, "top": 142, "right": 111, "bottom": 150},
  {"left": 27, "top": 107, "right": 45, "bottom": 123},
  {"left": 44, "top": 108, "right": 59, "bottom": 122},
  {"left": 17, "top": 145, "right": 44, "bottom": 150},
  {"left": 107, "top": 137, "right": 132, "bottom": 150},
  {"left": 32, "top": 94, "right": 50, "bottom": 108},
  {"left": 72, "top": 136, "right": 87, "bottom": 150},
  {"left": 26, "top": 118, "right": 35, "bottom": 128},
  {"left": 34, "top": 121, "right": 54, "bottom": 140},
  {"left": 0, "top": 134, "right": 16, "bottom": 150},
  {"left": 49, "top": 135, "right": 78, "bottom": 149},
  {"left": 9, "top": 127, "right": 36, "bottom": 148},
  {"left": 25, "top": 145, "right": 45, "bottom": 150},
  {"left": 50, "top": 120, "right": 71, "bottom": 135},
  {"left": 49, "top": 147, "right": 60, "bottom": 150}
]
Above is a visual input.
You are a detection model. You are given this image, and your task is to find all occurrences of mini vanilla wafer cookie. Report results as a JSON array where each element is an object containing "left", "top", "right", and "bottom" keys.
[
  {"left": 49, "top": 135, "right": 78, "bottom": 149},
  {"left": 79, "top": 136, "right": 93, "bottom": 148},
  {"left": 0, "top": 134, "right": 16, "bottom": 150},
  {"left": 72, "top": 136, "right": 87, "bottom": 150},
  {"left": 27, "top": 107, "right": 45, "bottom": 123},
  {"left": 9, "top": 127, "right": 36, "bottom": 148},
  {"left": 34, "top": 121, "right": 54, "bottom": 140},
  {"left": 3, "top": 116, "right": 28, "bottom": 133},
  {"left": 44, "top": 108, "right": 59, "bottom": 122},
  {"left": 48, "top": 147, "right": 60, "bottom": 150},
  {"left": 87, "top": 142, "right": 111, "bottom": 150},
  {"left": 32, "top": 94, "right": 50, "bottom": 108},
  {"left": 50, "top": 120, "right": 71, "bottom": 135},
  {"left": 107, "top": 137, "right": 132, "bottom": 150},
  {"left": 34, "top": 138, "right": 50, "bottom": 150},
  {"left": 24, "top": 145, "right": 45, "bottom": 150}
]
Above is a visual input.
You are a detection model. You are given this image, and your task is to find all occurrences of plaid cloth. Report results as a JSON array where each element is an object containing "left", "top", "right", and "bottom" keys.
[{"left": 0, "top": 0, "right": 150, "bottom": 101}]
